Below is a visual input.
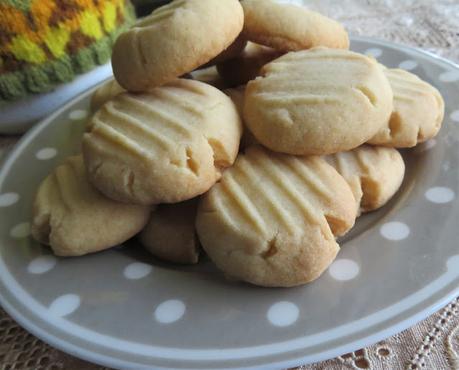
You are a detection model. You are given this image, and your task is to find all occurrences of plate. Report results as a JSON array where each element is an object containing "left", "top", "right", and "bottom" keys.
[{"left": 0, "top": 37, "right": 458, "bottom": 370}]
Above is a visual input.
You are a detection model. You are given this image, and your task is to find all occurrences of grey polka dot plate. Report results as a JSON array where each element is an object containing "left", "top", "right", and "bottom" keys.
[{"left": 0, "top": 37, "right": 458, "bottom": 370}]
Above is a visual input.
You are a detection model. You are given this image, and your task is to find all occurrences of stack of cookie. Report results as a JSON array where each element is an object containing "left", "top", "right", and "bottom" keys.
[{"left": 31, "top": 0, "right": 445, "bottom": 288}]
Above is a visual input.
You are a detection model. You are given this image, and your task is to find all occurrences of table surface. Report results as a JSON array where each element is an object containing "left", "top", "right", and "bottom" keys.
[{"left": 1, "top": 1, "right": 459, "bottom": 369}]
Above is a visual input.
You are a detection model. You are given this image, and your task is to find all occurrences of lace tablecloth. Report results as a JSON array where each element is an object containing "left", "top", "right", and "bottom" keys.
[{"left": 1, "top": 1, "right": 459, "bottom": 369}]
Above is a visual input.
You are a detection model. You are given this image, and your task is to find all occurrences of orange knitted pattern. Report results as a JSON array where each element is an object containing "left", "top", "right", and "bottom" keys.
[
  {"left": 0, "top": 0, "right": 134, "bottom": 101},
  {"left": 0, "top": 0, "right": 130, "bottom": 74}
]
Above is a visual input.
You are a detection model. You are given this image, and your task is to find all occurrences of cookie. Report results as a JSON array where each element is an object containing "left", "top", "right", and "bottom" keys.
[
  {"left": 225, "top": 86, "right": 258, "bottom": 149},
  {"left": 139, "top": 199, "right": 199, "bottom": 264},
  {"left": 31, "top": 156, "right": 150, "bottom": 257},
  {"left": 90, "top": 79, "right": 125, "bottom": 112},
  {"left": 83, "top": 79, "right": 242, "bottom": 205},
  {"left": 325, "top": 145, "right": 405, "bottom": 214},
  {"left": 240, "top": 0, "right": 349, "bottom": 51},
  {"left": 244, "top": 48, "right": 394, "bottom": 155},
  {"left": 217, "top": 42, "right": 283, "bottom": 86},
  {"left": 196, "top": 145, "right": 357, "bottom": 287},
  {"left": 112, "top": 0, "right": 244, "bottom": 91},
  {"left": 368, "top": 68, "right": 445, "bottom": 147}
]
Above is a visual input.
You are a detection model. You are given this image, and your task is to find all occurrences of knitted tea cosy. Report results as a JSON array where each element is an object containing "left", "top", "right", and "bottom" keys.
[{"left": 0, "top": 0, "right": 135, "bottom": 102}]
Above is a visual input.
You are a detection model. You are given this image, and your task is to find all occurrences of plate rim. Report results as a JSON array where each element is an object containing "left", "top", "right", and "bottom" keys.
[{"left": 0, "top": 36, "right": 458, "bottom": 370}]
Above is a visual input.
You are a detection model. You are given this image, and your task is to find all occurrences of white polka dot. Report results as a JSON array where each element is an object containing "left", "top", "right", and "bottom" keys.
[
  {"left": 380, "top": 222, "right": 410, "bottom": 241},
  {"left": 10, "top": 222, "right": 30, "bottom": 239},
  {"left": 439, "top": 71, "right": 459, "bottom": 82},
  {"left": 267, "top": 301, "right": 299, "bottom": 327},
  {"left": 49, "top": 294, "right": 80, "bottom": 317},
  {"left": 35, "top": 148, "right": 57, "bottom": 160},
  {"left": 425, "top": 187, "right": 455, "bottom": 204},
  {"left": 69, "top": 109, "right": 88, "bottom": 120},
  {"left": 328, "top": 259, "right": 360, "bottom": 281},
  {"left": 447, "top": 255, "right": 459, "bottom": 271},
  {"left": 0, "top": 193, "right": 19, "bottom": 207},
  {"left": 365, "top": 48, "right": 382, "bottom": 58},
  {"left": 123, "top": 262, "right": 152, "bottom": 280},
  {"left": 450, "top": 110, "right": 459, "bottom": 122},
  {"left": 398, "top": 60, "right": 418, "bottom": 70},
  {"left": 154, "top": 300, "right": 186, "bottom": 324},
  {"left": 28, "top": 255, "right": 57, "bottom": 274}
]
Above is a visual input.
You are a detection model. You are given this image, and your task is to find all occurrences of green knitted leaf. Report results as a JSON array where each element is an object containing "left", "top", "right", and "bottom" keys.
[
  {"left": 125, "top": 3, "right": 137, "bottom": 25},
  {"left": 51, "top": 56, "right": 74, "bottom": 84},
  {"left": 109, "top": 26, "right": 123, "bottom": 43},
  {"left": 25, "top": 66, "right": 51, "bottom": 93},
  {"left": 93, "top": 38, "right": 111, "bottom": 65},
  {"left": 0, "top": 72, "right": 26, "bottom": 100},
  {"left": 73, "top": 48, "right": 96, "bottom": 74}
]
